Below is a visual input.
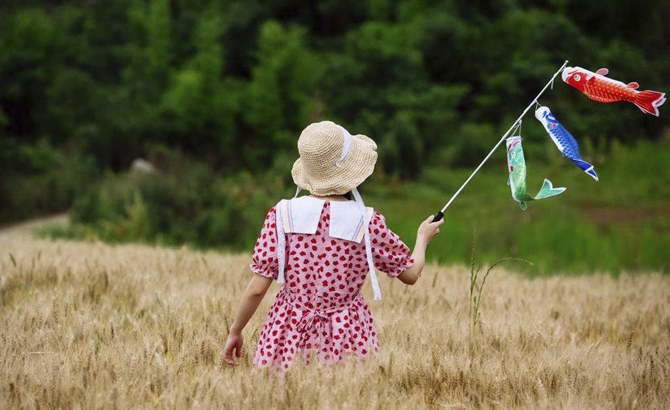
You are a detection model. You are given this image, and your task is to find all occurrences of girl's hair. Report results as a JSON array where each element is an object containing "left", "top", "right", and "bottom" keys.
[{"left": 343, "top": 191, "right": 352, "bottom": 200}]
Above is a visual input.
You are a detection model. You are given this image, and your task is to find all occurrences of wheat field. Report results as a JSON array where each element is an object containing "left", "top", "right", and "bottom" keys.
[{"left": 1, "top": 217, "right": 669, "bottom": 409}]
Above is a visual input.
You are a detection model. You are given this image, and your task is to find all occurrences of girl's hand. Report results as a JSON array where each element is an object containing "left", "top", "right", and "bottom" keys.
[
  {"left": 223, "top": 332, "right": 244, "bottom": 366},
  {"left": 417, "top": 215, "right": 444, "bottom": 245}
]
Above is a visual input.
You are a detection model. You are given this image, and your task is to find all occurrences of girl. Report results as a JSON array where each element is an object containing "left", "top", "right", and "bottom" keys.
[{"left": 223, "top": 121, "right": 443, "bottom": 372}]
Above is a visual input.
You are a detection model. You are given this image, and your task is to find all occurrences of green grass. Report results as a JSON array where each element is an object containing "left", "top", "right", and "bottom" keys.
[
  {"left": 365, "top": 139, "right": 670, "bottom": 275},
  {"left": 42, "top": 140, "right": 670, "bottom": 276}
]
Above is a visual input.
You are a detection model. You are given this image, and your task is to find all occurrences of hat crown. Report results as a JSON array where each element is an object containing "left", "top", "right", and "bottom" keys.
[
  {"left": 292, "top": 120, "right": 378, "bottom": 196},
  {"left": 297, "top": 121, "right": 345, "bottom": 165}
]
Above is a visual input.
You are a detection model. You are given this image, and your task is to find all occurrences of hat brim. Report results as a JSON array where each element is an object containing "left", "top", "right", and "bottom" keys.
[{"left": 292, "top": 134, "right": 377, "bottom": 196}]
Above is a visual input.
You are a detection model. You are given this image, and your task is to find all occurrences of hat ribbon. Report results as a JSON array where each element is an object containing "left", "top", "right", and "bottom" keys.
[{"left": 335, "top": 126, "right": 352, "bottom": 168}]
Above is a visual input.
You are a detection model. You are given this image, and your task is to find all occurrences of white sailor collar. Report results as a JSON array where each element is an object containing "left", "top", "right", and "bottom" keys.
[
  {"left": 276, "top": 196, "right": 373, "bottom": 243},
  {"left": 275, "top": 188, "right": 382, "bottom": 300}
]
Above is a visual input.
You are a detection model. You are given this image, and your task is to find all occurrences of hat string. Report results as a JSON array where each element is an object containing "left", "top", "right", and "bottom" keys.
[
  {"left": 335, "top": 126, "right": 352, "bottom": 168},
  {"left": 352, "top": 188, "right": 382, "bottom": 300},
  {"left": 276, "top": 200, "right": 287, "bottom": 284}
]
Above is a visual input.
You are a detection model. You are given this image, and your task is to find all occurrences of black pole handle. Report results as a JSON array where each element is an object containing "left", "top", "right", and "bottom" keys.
[{"left": 431, "top": 211, "right": 444, "bottom": 223}]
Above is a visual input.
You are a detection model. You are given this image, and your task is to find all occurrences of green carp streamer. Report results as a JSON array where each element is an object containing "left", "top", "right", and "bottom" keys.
[{"left": 506, "top": 136, "right": 566, "bottom": 210}]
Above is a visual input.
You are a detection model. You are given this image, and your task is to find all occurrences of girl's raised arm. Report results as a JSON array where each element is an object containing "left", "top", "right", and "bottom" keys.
[{"left": 397, "top": 215, "right": 443, "bottom": 285}]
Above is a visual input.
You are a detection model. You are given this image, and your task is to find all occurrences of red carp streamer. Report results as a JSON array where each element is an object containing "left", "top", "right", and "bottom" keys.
[{"left": 562, "top": 67, "right": 666, "bottom": 116}]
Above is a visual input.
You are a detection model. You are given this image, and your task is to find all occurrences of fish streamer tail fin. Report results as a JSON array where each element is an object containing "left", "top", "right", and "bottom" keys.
[
  {"left": 572, "top": 159, "right": 599, "bottom": 181},
  {"left": 534, "top": 178, "right": 566, "bottom": 200},
  {"left": 634, "top": 90, "right": 665, "bottom": 116}
]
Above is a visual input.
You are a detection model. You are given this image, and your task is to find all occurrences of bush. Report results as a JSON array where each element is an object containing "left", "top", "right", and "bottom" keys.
[
  {"left": 62, "top": 147, "right": 289, "bottom": 250},
  {"left": 0, "top": 140, "right": 98, "bottom": 223}
]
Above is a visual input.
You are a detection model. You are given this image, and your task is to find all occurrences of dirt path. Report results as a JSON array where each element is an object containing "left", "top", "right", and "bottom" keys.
[{"left": 0, "top": 213, "right": 69, "bottom": 242}]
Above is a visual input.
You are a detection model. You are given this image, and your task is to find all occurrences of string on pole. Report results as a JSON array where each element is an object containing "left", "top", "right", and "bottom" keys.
[{"left": 431, "top": 60, "right": 569, "bottom": 222}]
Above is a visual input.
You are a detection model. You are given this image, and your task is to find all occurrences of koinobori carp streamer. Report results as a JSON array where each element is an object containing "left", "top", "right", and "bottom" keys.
[
  {"left": 562, "top": 66, "right": 666, "bottom": 116},
  {"left": 535, "top": 106, "right": 598, "bottom": 181},
  {"left": 506, "top": 136, "right": 566, "bottom": 210}
]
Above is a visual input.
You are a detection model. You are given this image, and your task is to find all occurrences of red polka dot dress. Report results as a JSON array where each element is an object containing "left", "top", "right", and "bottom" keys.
[{"left": 250, "top": 201, "right": 414, "bottom": 372}]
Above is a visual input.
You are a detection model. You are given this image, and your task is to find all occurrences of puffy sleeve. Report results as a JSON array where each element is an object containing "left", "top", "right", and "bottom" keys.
[
  {"left": 369, "top": 211, "right": 414, "bottom": 278},
  {"left": 249, "top": 207, "right": 279, "bottom": 280}
]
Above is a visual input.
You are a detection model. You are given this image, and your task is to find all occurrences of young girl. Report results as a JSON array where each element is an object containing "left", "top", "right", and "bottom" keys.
[{"left": 223, "top": 121, "right": 443, "bottom": 372}]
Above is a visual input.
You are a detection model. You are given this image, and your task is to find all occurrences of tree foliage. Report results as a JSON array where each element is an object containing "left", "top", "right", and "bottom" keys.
[{"left": 0, "top": 0, "right": 669, "bottom": 221}]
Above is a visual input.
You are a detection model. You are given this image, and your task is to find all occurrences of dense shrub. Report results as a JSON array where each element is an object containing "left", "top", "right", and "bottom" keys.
[
  {"left": 0, "top": 139, "right": 98, "bottom": 222},
  {"left": 65, "top": 147, "right": 288, "bottom": 250}
]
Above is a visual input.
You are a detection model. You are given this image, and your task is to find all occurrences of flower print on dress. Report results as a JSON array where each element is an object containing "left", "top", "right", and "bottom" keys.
[{"left": 250, "top": 201, "right": 413, "bottom": 372}]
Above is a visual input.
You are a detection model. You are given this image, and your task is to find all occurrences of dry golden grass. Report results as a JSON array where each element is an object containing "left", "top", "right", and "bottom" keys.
[{"left": 1, "top": 218, "right": 669, "bottom": 409}]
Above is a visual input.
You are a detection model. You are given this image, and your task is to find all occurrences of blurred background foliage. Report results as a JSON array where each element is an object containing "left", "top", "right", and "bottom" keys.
[{"left": 1, "top": 0, "right": 669, "bottom": 274}]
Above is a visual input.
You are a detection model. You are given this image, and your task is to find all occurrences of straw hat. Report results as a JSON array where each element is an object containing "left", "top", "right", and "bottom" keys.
[{"left": 291, "top": 121, "right": 378, "bottom": 196}]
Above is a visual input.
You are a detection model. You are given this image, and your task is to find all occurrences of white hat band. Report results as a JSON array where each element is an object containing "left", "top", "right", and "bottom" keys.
[{"left": 335, "top": 126, "right": 352, "bottom": 168}]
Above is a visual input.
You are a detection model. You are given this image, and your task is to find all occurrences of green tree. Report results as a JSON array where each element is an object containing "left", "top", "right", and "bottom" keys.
[
  {"left": 156, "top": 5, "right": 241, "bottom": 164},
  {"left": 0, "top": 9, "right": 61, "bottom": 139},
  {"left": 146, "top": 0, "right": 172, "bottom": 91},
  {"left": 243, "top": 20, "right": 321, "bottom": 157}
]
